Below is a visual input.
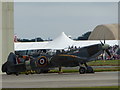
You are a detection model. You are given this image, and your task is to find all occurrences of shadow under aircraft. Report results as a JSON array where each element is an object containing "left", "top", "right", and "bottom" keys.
[{"left": 2, "top": 40, "right": 111, "bottom": 75}]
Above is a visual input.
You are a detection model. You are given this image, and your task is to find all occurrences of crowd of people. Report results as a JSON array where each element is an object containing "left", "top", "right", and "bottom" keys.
[
  {"left": 109, "top": 45, "right": 120, "bottom": 60},
  {"left": 98, "top": 45, "right": 120, "bottom": 60},
  {"left": 15, "top": 44, "right": 120, "bottom": 60}
]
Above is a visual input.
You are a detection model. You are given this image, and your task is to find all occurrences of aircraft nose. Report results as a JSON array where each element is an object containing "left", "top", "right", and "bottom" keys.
[{"left": 102, "top": 44, "right": 110, "bottom": 50}]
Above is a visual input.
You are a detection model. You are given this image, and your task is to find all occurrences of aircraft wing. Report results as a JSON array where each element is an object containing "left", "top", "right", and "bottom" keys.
[{"left": 76, "top": 56, "right": 97, "bottom": 63}]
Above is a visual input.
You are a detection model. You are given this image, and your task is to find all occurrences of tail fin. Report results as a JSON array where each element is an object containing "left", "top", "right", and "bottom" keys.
[
  {"left": 7, "top": 52, "right": 17, "bottom": 64},
  {"left": 2, "top": 52, "right": 17, "bottom": 74}
]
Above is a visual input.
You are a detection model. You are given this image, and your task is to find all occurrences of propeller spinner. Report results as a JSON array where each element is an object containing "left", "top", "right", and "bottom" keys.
[{"left": 100, "top": 40, "right": 111, "bottom": 57}]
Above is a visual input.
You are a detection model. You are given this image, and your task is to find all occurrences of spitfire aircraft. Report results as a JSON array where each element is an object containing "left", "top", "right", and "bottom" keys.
[{"left": 2, "top": 41, "right": 111, "bottom": 75}]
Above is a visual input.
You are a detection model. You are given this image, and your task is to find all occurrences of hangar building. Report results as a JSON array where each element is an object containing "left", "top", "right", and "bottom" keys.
[{"left": 88, "top": 24, "right": 120, "bottom": 40}]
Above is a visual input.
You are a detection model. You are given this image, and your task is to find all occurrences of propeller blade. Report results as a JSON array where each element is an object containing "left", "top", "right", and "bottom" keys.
[
  {"left": 102, "top": 50, "right": 106, "bottom": 60},
  {"left": 104, "top": 39, "right": 105, "bottom": 44},
  {"left": 104, "top": 35, "right": 105, "bottom": 44},
  {"left": 100, "top": 40, "right": 104, "bottom": 46},
  {"left": 105, "top": 49, "right": 111, "bottom": 57}
]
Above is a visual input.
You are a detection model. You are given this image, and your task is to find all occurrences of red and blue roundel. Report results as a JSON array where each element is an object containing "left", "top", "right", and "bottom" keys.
[{"left": 37, "top": 56, "right": 48, "bottom": 67}]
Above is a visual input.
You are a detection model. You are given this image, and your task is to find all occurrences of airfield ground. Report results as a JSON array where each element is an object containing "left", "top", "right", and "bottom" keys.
[
  {"left": 1, "top": 60, "right": 119, "bottom": 89},
  {"left": 2, "top": 71, "right": 118, "bottom": 88}
]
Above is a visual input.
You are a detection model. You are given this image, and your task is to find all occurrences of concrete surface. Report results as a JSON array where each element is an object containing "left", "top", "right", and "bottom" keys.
[{"left": 2, "top": 71, "right": 119, "bottom": 88}]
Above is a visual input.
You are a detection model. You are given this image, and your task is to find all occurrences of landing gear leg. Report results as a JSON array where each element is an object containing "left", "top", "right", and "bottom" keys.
[
  {"left": 58, "top": 66, "right": 63, "bottom": 74},
  {"left": 79, "top": 63, "right": 86, "bottom": 74},
  {"left": 84, "top": 63, "right": 94, "bottom": 73}
]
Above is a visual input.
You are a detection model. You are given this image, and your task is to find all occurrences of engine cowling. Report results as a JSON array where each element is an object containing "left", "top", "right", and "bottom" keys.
[{"left": 37, "top": 56, "right": 48, "bottom": 67}]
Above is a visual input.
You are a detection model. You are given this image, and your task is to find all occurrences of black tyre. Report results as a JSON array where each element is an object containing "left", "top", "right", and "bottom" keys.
[
  {"left": 79, "top": 67, "right": 86, "bottom": 74},
  {"left": 36, "top": 69, "right": 49, "bottom": 74},
  {"left": 15, "top": 72, "right": 19, "bottom": 76},
  {"left": 42, "top": 69, "right": 49, "bottom": 73},
  {"left": 6, "top": 70, "right": 12, "bottom": 75},
  {"left": 25, "top": 72, "right": 29, "bottom": 75},
  {"left": 86, "top": 66, "right": 94, "bottom": 73}
]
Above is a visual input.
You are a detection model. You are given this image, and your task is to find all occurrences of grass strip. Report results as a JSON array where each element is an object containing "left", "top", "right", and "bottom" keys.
[
  {"left": 88, "top": 60, "right": 120, "bottom": 66},
  {"left": 49, "top": 67, "right": 120, "bottom": 73}
]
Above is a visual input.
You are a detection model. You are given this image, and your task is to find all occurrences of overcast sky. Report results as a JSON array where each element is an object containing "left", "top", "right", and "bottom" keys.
[{"left": 14, "top": 2, "right": 118, "bottom": 40}]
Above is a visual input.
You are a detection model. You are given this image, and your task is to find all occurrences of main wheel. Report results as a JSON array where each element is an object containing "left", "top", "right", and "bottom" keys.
[
  {"left": 6, "top": 70, "right": 12, "bottom": 75},
  {"left": 79, "top": 67, "right": 86, "bottom": 74},
  {"left": 25, "top": 72, "right": 29, "bottom": 75},
  {"left": 86, "top": 66, "right": 94, "bottom": 73},
  {"left": 15, "top": 72, "right": 19, "bottom": 76},
  {"left": 42, "top": 69, "right": 49, "bottom": 73}
]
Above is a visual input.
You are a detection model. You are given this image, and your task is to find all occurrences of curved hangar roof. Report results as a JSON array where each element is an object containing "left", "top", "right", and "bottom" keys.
[{"left": 88, "top": 24, "right": 120, "bottom": 40}]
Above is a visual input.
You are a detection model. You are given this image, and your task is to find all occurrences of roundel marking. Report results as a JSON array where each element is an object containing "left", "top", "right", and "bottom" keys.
[
  {"left": 37, "top": 56, "right": 48, "bottom": 67},
  {"left": 39, "top": 58, "right": 45, "bottom": 65}
]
